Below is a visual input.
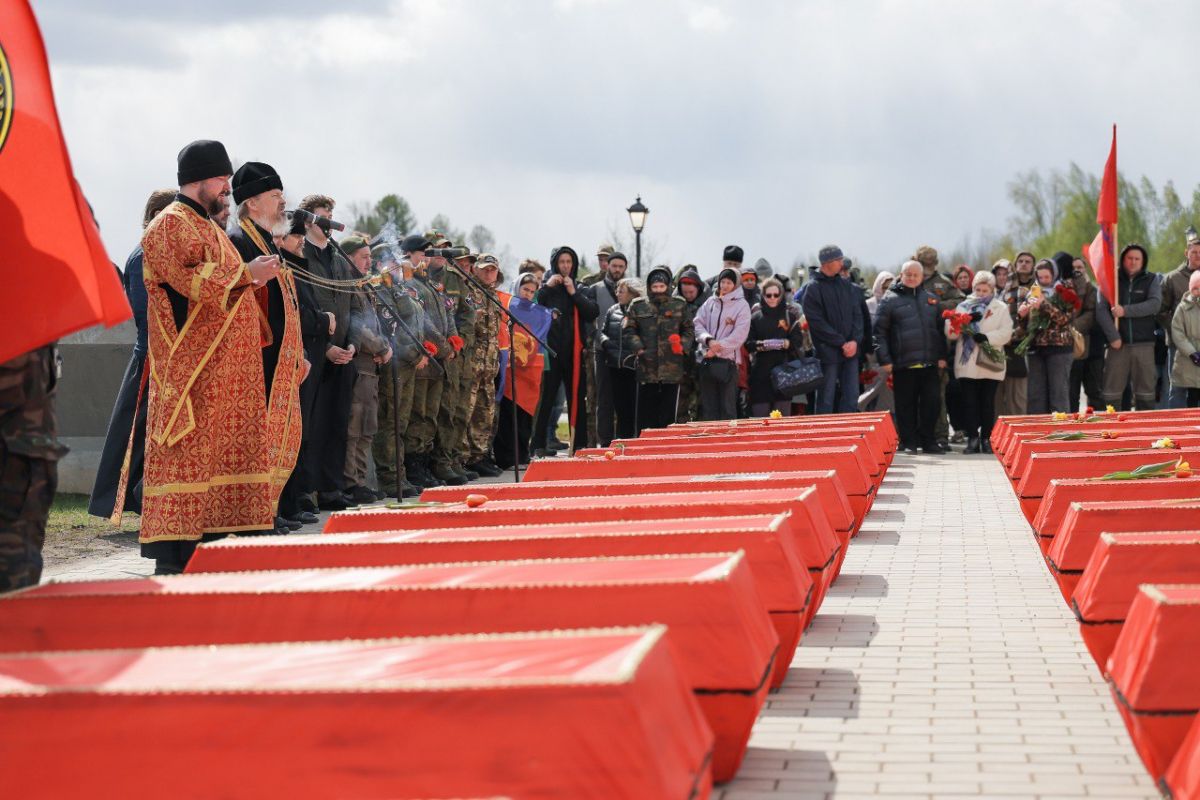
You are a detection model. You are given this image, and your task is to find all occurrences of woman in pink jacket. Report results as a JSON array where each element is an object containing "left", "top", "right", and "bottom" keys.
[{"left": 693, "top": 267, "right": 752, "bottom": 420}]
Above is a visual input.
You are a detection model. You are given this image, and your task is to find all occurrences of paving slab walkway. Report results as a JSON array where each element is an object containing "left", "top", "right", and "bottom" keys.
[{"left": 717, "top": 452, "right": 1157, "bottom": 800}]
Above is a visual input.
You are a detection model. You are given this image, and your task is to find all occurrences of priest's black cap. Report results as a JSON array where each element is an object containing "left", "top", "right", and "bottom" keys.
[
  {"left": 401, "top": 234, "right": 431, "bottom": 254},
  {"left": 177, "top": 140, "right": 233, "bottom": 185},
  {"left": 723, "top": 245, "right": 744, "bottom": 264},
  {"left": 232, "top": 161, "right": 283, "bottom": 205}
]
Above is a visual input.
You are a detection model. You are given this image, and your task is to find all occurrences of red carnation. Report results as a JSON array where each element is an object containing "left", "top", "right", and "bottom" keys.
[
  {"left": 668, "top": 333, "right": 683, "bottom": 355},
  {"left": 448, "top": 335, "right": 464, "bottom": 352},
  {"left": 423, "top": 341, "right": 438, "bottom": 356}
]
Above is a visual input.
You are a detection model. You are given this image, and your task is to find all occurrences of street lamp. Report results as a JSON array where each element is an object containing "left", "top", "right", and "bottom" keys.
[{"left": 627, "top": 195, "right": 649, "bottom": 278}]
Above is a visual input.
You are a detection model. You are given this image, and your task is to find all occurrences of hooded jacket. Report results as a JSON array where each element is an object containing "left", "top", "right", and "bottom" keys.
[
  {"left": 537, "top": 245, "right": 599, "bottom": 362},
  {"left": 623, "top": 266, "right": 695, "bottom": 384},
  {"left": 674, "top": 265, "right": 711, "bottom": 311},
  {"left": 693, "top": 268, "right": 752, "bottom": 365}
]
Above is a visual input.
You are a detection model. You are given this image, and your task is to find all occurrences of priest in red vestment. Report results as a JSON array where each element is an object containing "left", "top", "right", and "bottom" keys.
[{"left": 117, "top": 140, "right": 302, "bottom": 573}]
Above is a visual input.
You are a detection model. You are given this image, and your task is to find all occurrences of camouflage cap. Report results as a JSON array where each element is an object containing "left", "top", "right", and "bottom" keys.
[
  {"left": 596, "top": 243, "right": 615, "bottom": 258},
  {"left": 341, "top": 235, "right": 370, "bottom": 256},
  {"left": 476, "top": 253, "right": 500, "bottom": 267},
  {"left": 424, "top": 229, "right": 452, "bottom": 247},
  {"left": 1186, "top": 225, "right": 1199, "bottom": 247},
  {"left": 913, "top": 245, "right": 939, "bottom": 268}
]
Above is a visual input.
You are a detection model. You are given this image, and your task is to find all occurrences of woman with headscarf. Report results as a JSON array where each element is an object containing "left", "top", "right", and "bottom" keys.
[
  {"left": 746, "top": 278, "right": 809, "bottom": 417},
  {"left": 945, "top": 271, "right": 1013, "bottom": 453},
  {"left": 693, "top": 267, "right": 751, "bottom": 420},
  {"left": 866, "top": 271, "right": 895, "bottom": 322},
  {"left": 1017, "top": 256, "right": 1079, "bottom": 414}
]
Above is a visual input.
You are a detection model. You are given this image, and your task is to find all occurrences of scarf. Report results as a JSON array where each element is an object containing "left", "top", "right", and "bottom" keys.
[{"left": 959, "top": 295, "right": 992, "bottom": 365}]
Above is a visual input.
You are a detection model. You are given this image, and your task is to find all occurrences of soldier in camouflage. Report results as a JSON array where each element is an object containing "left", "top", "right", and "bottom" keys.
[
  {"left": 371, "top": 244, "right": 428, "bottom": 498},
  {"left": 463, "top": 253, "right": 504, "bottom": 476},
  {"left": 0, "top": 346, "right": 67, "bottom": 593},
  {"left": 913, "top": 245, "right": 964, "bottom": 449},
  {"left": 580, "top": 244, "right": 615, "bottom": 447},
  {"left": 623, "top": 265, "right": 696, "bottom": 432},
  {"left": 400, "top": 234, "right": 454, "bottom": 489},
  {"left": 428, "top": 234, "right": 477, "bottom": 485}
]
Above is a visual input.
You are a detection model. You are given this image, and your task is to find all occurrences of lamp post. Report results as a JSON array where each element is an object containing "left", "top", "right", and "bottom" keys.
[{"left": 626, "top": 195, "right": 648, "bottom": 278}]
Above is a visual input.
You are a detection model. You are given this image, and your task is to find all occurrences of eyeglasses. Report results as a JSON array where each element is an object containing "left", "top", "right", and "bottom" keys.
[{"left": 763, "top": 292, "right": 781, "bottom": 299}]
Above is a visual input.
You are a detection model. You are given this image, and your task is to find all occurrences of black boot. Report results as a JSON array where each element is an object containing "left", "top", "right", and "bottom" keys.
[{"left": 964, "top": 437, "right": 981, "bottom": 454}]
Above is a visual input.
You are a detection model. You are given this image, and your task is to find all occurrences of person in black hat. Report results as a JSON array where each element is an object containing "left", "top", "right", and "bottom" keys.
[{"left": 134, "top": 140, "right": 290, "bottom": 574}]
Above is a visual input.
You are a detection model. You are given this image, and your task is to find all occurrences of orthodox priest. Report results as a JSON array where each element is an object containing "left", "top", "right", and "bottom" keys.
[
  {"left": 122, "top": 140, "right": 301, "bottom": 573},
  {"left": 228, "top": 162, "right": 311, "bottom": 530}
]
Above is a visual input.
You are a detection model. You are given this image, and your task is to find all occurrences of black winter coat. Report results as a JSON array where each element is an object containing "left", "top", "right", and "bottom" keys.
[
  {"left": 873, "top": 284, "right": 946, "bottom": 368},
  {"left": 802, "top": 272, "right": 865, "bottom": 359},
  {"left": 598, "top": 303, "right": 635, "bottom": 369},
  {"left": 747, "top": 303, "right": 806, "bottom": 402},
  {"left": 537, "top": 246, "right": 599, "bottom": 365}
]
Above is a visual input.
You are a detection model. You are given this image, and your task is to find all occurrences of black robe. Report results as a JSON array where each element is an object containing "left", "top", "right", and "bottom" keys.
[{"left": 228, "top": 220, "right": 287, "bottom": 399}]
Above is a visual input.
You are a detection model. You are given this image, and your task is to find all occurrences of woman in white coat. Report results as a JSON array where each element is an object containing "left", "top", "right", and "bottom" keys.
[{"left": 945, "top": 271, "right": 1013, "bottom": 453}]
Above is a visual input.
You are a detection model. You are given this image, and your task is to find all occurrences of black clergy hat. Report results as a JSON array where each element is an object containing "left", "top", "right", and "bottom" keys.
[
  {"left": 177, "top": 139, "right": 233, "bottom": 185},
  {"left": 723, "top": 245, "right": 744, "bottom": 264},
  {"left": 232, "top": 162, "right": 283, "bottom": 204}
]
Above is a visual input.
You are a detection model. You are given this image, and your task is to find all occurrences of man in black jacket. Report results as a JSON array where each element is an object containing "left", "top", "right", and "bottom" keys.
[
  {"left": 802, "top": 245, "right": 865, "bottom": 413},
  {"left": 874, "top": 260, "right": 947, "bottom": 453},
  {"left": 532, "top": 245, "right": 598, "bottom": 453},
  {"left": 1097, "top": 243, "right": 1162, "bottom": 410}
]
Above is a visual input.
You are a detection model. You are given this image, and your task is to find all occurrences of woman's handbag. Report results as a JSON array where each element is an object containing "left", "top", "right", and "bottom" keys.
[
  {"left": 1071, "top": 327, "right": 1088, "bottom": 360},
  {"left": 770, "top": 356, "right": 825, "bottom": 396},
  {"left": 976, "top": 346, "right": 1006, "bottom": 373},
  {"left": 699, "top": 356, "right": 736, "bottom": 384}
]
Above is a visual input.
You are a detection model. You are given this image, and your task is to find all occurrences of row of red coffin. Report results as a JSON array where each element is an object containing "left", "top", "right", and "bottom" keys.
[
  {"left": 991, "top": 408, "right": 1200, "bottom": 798},
  {"left": 0, "top": 411, "right": 897, "bottom": 799}
]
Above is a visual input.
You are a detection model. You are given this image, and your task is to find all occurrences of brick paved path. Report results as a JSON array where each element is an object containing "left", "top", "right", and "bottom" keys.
[{"left": 718, "top": 452, "right": 1156, "bottom": 799}]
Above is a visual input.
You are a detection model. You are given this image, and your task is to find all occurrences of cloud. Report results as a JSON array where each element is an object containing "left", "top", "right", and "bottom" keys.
[{"left": 35, "top": 0, "right": 1200, "bottom": 280}]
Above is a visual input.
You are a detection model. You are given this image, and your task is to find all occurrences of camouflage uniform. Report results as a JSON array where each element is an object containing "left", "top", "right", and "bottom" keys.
[
  {"left": 0, "top": 346, "right": 67, "bottom": 593},
  {"left": 623, "top": 269, "right": 696, "bottom": 431},
  {"left": 431, "top": 254, "right": 477, "bottom": 482},
  {"left": 914, "top": 245, "right": 965, "bottom": 445},
  {"left": 372, "top": 252, "right": 427, "bottom": 496},
  {"left": 463, "top": 269, "right": 502, "bottom": 466},
  {"left": 403, "top": 259, "right": 454, "bottom": 486}
]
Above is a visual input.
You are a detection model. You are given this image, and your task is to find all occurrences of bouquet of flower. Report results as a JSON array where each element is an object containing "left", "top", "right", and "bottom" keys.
[
  {"left": 1014, "top": 284, "right": 1081, "bottom": 356},
  {"left": 944, "top": 308, "right": 1006, "bottom": 365}
]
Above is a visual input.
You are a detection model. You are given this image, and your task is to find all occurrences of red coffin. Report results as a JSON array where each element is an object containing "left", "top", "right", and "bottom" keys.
[
  {"left": 325, "top": 487, "right": 844, "bottom": 601},
  {"left": 1, "top": 554, "right": 770, "bottom": 782},
  {"left": 1162, "top": 714, "right": 1200, "bottom": 800},
  {"left": 1046, "top": 501, "right": 1200, "bottom": 603},
  {"left": 1107, "top": 585, "right": 1200, "bottom": 783},
  {"left": 521, "top": 446, "right": 877, "bottom": 519},
  {"left": 0, "top": 628, "right": 713, "bottom": 799},
  {"left": 188, "top": 513, "right": 812, "bottom": 690},
  {"left": 1034, "top": 477, "right": 1200, "bottom": 539},
  {"left": 635, "top": 421, "right": 895, "bottom": 461},
  {"left": 578, "top": 433, "right": 887, "bottom": 475},
  {"left": 420, "top": 470, "right": 858, "bottom": 535},
  {"left": 1005, "top": 434, "right": 1200, "bottom": 482},
  {"left": 992, "top": 410, "right": 1200, "bottom": 457},
  {"left": 1072, "top": 532, "right": 1200, "bottom": 670},
  {"left": 1015, "top": 449, "right": 1200, "bottom": 523}
]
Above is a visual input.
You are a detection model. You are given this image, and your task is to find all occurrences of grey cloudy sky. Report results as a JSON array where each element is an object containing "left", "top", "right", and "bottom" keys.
[{"left": 37, "top": 0, "right": 1200, "bottom": 277}]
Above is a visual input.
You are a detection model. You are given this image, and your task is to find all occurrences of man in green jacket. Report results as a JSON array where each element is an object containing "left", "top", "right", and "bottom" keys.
[{"left": 623, "top": 265, "right": 695, "bottom": 433}]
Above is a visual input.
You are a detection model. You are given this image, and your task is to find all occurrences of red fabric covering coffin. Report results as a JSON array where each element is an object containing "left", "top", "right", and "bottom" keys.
[
  {"left": 578, "top": 432, "right": 887, "bottom": 475},
  {"left": 0, "top": 628, "right": 714, "bottom": 799},
  {"left": 419, "top": 470, "right": 857, "bottom": 535},
  {"left": 0, "top": 554, "right": 770, "bottom": 782},
  {"left": 1005, "top": 434, "right": 1200, "bottom": 481},
  {"left": 522, "top": 447, "right": 876, "bottom": 519},
  {"left": 634, "top": 422, "right": 895, "bottom": 464},
  {"left": 1001, "top": 424, "right": 1200, "bottom": 471},
  {"left": 188, "top": 513, "right": 812, "bottom": 689},
  {"left": 1162, "top": 713, "right": 1200, "bottom": 800},
  {"left": 1107, "top": 585, "right": 1200, "bottom": 783},
  {"left": 1015, "top": 449, "right": 1200, "bottom": 522},
  {"left": 1034, "top": 477, "right": 1200, "bottom": 539},
  {"left": 1046, "top": 501, "right": 1200, "bottom": 603},
  {"left": 654, "top": 411, "right": 897, "bottom": 448},
  {"left": 1072, "top": 532, "right": 1200, "bottom": 670},
  {"left": 325, "top": 487, "right": 843, "bottom": 596},
  {"left": 992, "top": 410, "right": 1200, "bottom": 457}
]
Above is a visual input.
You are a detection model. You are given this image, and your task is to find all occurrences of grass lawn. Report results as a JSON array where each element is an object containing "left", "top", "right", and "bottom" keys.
[{"left": 43, "top": 493, "right": 140, "bottom": 565}]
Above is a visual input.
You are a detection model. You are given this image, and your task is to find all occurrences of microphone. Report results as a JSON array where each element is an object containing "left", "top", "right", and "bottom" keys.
[{"left": 287, "top": 208, "right": 346, "bottom": 233}]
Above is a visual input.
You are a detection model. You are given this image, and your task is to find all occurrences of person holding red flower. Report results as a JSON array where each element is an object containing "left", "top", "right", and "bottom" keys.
[
  {"left": 623, "top": 266, "right": 695, "bottom": 432},
  {"left": 1015, "top": 258, "right": 1079, "bottom": 414},
  {"left": 945, "top": 271, "right": 1013, "bottom": 453},
  {"left": 747, "top": 277, "right": 810, "bottom": 417},
  {"left": 1096, "top": 243, "right": 1163, "bottom": 411}
]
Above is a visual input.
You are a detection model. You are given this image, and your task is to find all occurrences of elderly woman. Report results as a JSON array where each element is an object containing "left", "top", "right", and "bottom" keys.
[
  {"left": 1170, "top": 271, "right": 1200, "bottom": 407},
  {"left": 945, "top": 271, "right": 1013, "bottom": 453},
  {"left": 866, "top": 271, "right": 895, "bottom": 322},
  {"left": 747, "top": 277, "right": 809, "bottom": 417},
  {"left": 598, "top": 278, "right": 643, "bottom": 441},
  {"left": 1017, "top": 258, "right": 1078, "bottom": 414}
]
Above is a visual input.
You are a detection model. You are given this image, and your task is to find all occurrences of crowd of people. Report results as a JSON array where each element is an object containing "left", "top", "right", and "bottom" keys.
[{"left": 78, "top": 139, "right": 1200, "bottom": 576}]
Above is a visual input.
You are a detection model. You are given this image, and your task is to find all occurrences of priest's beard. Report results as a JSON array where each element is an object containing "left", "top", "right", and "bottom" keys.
[{"left": 198, "top": 184, "right": 230, "bottom": 218}]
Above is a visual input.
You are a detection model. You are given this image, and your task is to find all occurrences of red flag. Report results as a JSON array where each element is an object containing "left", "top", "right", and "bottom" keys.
[
  {"left": 1085, "top": 125, "right": 1119, "bottom": 307},
  {"left": 0, "top": 1, "right": 131, "bottom": 364}
]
